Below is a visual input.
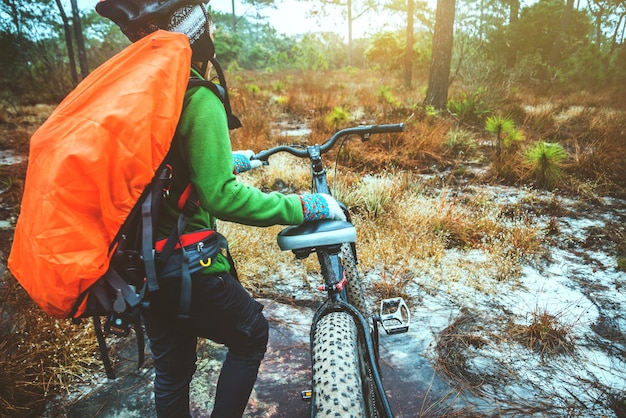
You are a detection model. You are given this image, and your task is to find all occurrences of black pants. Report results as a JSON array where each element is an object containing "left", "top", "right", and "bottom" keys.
[{"left": 142, "top": 272, "right": 269, "bottom": 417}]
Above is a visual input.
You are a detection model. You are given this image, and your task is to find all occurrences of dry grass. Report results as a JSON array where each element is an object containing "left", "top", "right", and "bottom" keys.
[
  {"left": 370, "top": 268, "right": 412, "bottom": 300},
  {"left": 0, "top": 273, "right": 100, "bottom": 417},
  {"left": 508, "top": 306, "right": 576, "bottom": 358},
  {"left": 1, "top": 68, "right": 625, "bottom": 414},
  {"left": 431, "top": 307, "right": 583, "bottom": 416},
  {"left": 231, "top": 159, "right": 545, "bottom": 302},
  {"left": 503, "top": 90, "right": 626, "bottom": 197},
  {"left": 433, "top": 310, "right": 496, "bottom": 394}
]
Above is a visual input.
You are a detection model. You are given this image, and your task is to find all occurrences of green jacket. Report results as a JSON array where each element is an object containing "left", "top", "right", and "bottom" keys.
[{"left": 157, "top": 72, "right": 304, "bottom": 274}]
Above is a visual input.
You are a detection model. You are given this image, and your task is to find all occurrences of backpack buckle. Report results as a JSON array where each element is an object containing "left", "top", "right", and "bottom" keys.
[{"left": 105, "top": 312, "right": 133, "bottom": 337}]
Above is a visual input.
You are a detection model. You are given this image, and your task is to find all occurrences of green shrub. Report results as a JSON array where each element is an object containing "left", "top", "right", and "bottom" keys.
[
  {"left": 446, "top": 128, "right": 477, "bottom": 157},
  {"left": 325, "top": 106, "right": 351, "bottom": 129},
  {"left": 378, "top": 86, "right": 401, "bottom": 108},
  {"left": 523, "top": 142, "right": 567, "bottom": 190},
  {"left": 485, "top": 115, "right": 525, "bottom": 180},
  {"left": 447, "top": 88, "right": 490, "bottom": 121}
]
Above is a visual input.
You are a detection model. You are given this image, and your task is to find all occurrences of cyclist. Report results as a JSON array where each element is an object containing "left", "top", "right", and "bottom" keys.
[{"left": 96, "top": 0, "right": 346, "bottom": 416}]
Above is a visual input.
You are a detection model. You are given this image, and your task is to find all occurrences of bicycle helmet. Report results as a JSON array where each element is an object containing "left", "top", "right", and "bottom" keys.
[{"left": 96, "top": 0, "right": 214, "bottom": 60}]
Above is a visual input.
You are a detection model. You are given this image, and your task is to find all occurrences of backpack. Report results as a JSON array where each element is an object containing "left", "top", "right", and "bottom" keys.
[{"left": 7, "top": 30, "right": 235, "bottom": 378}]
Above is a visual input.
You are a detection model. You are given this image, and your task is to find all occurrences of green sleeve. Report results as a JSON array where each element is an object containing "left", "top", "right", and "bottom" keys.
[{"left": 178, "top": 86, "right": 304, "bottom": 226}]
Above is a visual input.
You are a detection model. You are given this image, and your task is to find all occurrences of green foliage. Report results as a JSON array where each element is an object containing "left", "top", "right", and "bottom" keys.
[
  {"left": 325, "top": 106, "right": 351, "bottom": 129},
  {"left": 486, "top": 115, "right": 524, "bottom": 180},
  {"left": 424, "top": 104, "right": 439, "bottom": 117},
  {"left": 0, "top": 8, "right": 129, "bottom": 102},
  {"left": 0, "top": 175, "right": 21, "bottom": 192},
  {"left": 210, "top": 12, "right": 347, "bottom": 71},
  {"left": 523, "top": 142, "right": 567, "bottom": 190},
  {"left": 511, "top": 0, "right": 592, "bottom": 64},
  {"left": 213, "top": 26, "right": 245, "bottom": 66},
  {"left": 291, "top": 33, "right": 330, "bottom": 70},
  {"left": 274, "top": 95, "right": 288, "bottom": 106},
  {"left": 485, "top": 115, "right": 524, "bottom": 148},
  {"left": 446, "top": 128, "right": 477, "bottom": 157},
  {"left": 559, "top": 44, "right": 625, "bottom": 87},
  {"left": 378, "top": 85, "right": 401, "bottom": 108},
  {"left": 364, "top": 31, "right": 404, "bottom": 74},
  {"left": 0, "top": 31, "right": 30, "bottom": 98},
  {"left": 247, "top": 84, "right": 261, "bottom": 94},
  {"left": 447, "top": 88, "right": 490, "bottom": 121},
  {"left": 0, "top": 0, "right": 622, "bottom": 103}
]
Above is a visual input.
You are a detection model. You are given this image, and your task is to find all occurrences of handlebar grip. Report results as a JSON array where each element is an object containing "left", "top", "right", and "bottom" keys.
[{"left": 368, "top": 123, "right": 405, "bottom": 134}]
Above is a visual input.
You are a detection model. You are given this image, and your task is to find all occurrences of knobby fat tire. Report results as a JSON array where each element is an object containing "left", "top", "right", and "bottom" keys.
[
  {"left": 341, "top": 243, "right": 371, "bottom": 319},
  {"left": 311, "top": 311, "right": 366, "bottom": 417}
]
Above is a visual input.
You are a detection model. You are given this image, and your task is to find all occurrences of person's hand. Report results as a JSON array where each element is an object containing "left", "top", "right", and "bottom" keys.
[
  {"left": 300, "top": 193, "right": 346, "bottom": 222},
  {"left": 232, "top": 150, "right": 262, "bottom": 174}
]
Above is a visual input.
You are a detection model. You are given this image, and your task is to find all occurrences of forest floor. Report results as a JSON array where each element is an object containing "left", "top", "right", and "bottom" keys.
[
  {"left": 41, "top": 175, "right": 626, "bottom": 418},
  {"left": 1, "top": 103, "right": 625, "bottom": 417}
]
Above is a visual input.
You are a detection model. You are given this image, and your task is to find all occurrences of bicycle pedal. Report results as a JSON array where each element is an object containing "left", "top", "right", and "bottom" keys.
[
  {"left": 301, "top": 389, "right": 312, "bottom": 401},
  {"left": 379, "top": 297, "right": 410, "bottom": 335}
]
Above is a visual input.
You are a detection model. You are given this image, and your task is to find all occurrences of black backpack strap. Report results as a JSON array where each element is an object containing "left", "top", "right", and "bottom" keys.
[
  {"left": 88, "top": 267, "right": 146, "bottom": 379},
  {"left": 156, "top": 187, "right": 199, "bottom": 266},
  {"left": 142, "top": 189, "right": 159, "bottom": 292},
  {"left": 133, "top": 309, "right": 145, "bottom": 369},
  {"left": 93, "top": 316, "right": 116, "bottom": 379},
  {"left": 176, "top": 232, "right": 229, "bottom": 320},
  {"left": 140, "top": 165, "right": 173, "bottom": 292},
  {"left": 187, "top": 76, "right": 242, "bottom": 130},
  {"left": 154, "top": 187, "right": 200, "bottom": 320},
  {"left": 90, "top": 306, "right": 144, "bottom": 380}
]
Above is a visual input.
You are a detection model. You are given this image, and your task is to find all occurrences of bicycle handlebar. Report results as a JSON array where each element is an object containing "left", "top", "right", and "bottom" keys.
[{"left": 252, "top": 123, "right": 405, "bottom": 162}]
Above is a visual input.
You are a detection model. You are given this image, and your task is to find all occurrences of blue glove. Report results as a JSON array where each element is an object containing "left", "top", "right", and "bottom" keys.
[
  {"left": 233, "top": 150, "right": 262, "bottom": 174},
  {"left": 300, "top": 193, "right": 346, "bottom": 222}
]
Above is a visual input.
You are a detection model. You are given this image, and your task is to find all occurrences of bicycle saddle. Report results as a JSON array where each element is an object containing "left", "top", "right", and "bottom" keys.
[{"left": 277, "top": 220, "right": 356, "bottom": 251}]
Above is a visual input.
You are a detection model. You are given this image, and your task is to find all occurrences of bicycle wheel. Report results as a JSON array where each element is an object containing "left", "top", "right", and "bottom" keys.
[
  {"left": 341, "top": 243, "right": 371, "bottom": 319},
  {"left": 311, "top": 311, "right": 366, "bottom": 417}
]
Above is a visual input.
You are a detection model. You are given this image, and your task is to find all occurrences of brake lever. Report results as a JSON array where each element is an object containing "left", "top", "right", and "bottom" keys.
[{"left": 250, "top": 154, "right": 269, "bottom": 165}]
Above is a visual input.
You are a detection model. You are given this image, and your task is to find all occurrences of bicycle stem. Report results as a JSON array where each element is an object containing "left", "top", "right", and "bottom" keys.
[{"left": 305, "top": 144, "right": 331, "bottom": 195}]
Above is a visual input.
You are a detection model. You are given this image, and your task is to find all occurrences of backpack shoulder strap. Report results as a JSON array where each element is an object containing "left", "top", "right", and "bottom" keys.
[{"left": 187, "top": 76, "right": 242, "bottom": 130}]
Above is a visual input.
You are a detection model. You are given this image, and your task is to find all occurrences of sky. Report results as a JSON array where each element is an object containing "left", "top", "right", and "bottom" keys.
[
  {"left": 76, "top": 0, "right": 419, "bottom": 39},
  {"left": 209, "top": 0, "right": 403, "bottom": 39},
  {"left": 210, "top": 0, "right": 323, "bottom": 35}
]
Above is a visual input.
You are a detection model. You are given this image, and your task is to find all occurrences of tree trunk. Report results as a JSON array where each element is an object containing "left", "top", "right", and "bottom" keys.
[
  {"left": 610, "top": 12, "right": 625, "bottom": 53},
  {"left": 54, "top": 0, "right": 78, "bottom": 85},
  {"left": 404, "top": 0, "right": 415, "bottom": 89},
  {"left": 506, "top": 0, "right": 520, "bottom": 68},
  {"left": 548, "top": 0, "right": 574, "bottom": 66},
  {"left": 70, "top": 0, "right": 89, "bottom": 78},
  {"left": 347, "top": 0, "right": 353, "bottom": 66},
  {"left": 6, "top": 0, "right": 22, "bottom": 38},
  {"left": 424, "top": 0, "right": 456, "bottom": 109},
  {"left": 231, "top": 0, "right": 237, "bottom": 31}
]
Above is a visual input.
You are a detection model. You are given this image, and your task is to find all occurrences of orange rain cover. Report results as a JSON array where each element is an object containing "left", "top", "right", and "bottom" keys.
[{"left": 8, "top": 30, "right": 192, "bottom": 318}]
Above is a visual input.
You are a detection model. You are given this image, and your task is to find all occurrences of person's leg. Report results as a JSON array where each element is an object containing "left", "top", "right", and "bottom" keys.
[
  {"left": 188, "top": 273, "right": 269, "bottom": 418},
  {"left": 143, "top": 287, "right": 198, "bottom": 418},
  {"left": 211, "top": 313, "right": 268, "bottom": 417}
]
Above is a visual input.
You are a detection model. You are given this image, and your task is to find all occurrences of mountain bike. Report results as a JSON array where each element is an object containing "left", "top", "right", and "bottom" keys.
[{"left": 253, "top": 124, "right": 411, "bottom": 417}]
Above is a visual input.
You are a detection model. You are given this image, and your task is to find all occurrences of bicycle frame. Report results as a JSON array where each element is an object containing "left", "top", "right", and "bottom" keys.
[{"left": 254, "top": 124, "right": 408, "bottom": 417}]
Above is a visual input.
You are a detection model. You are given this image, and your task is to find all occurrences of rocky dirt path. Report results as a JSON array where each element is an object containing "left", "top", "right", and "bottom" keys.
[{"left": 43, "top": 299, "right": 427, "bottom": 417}]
